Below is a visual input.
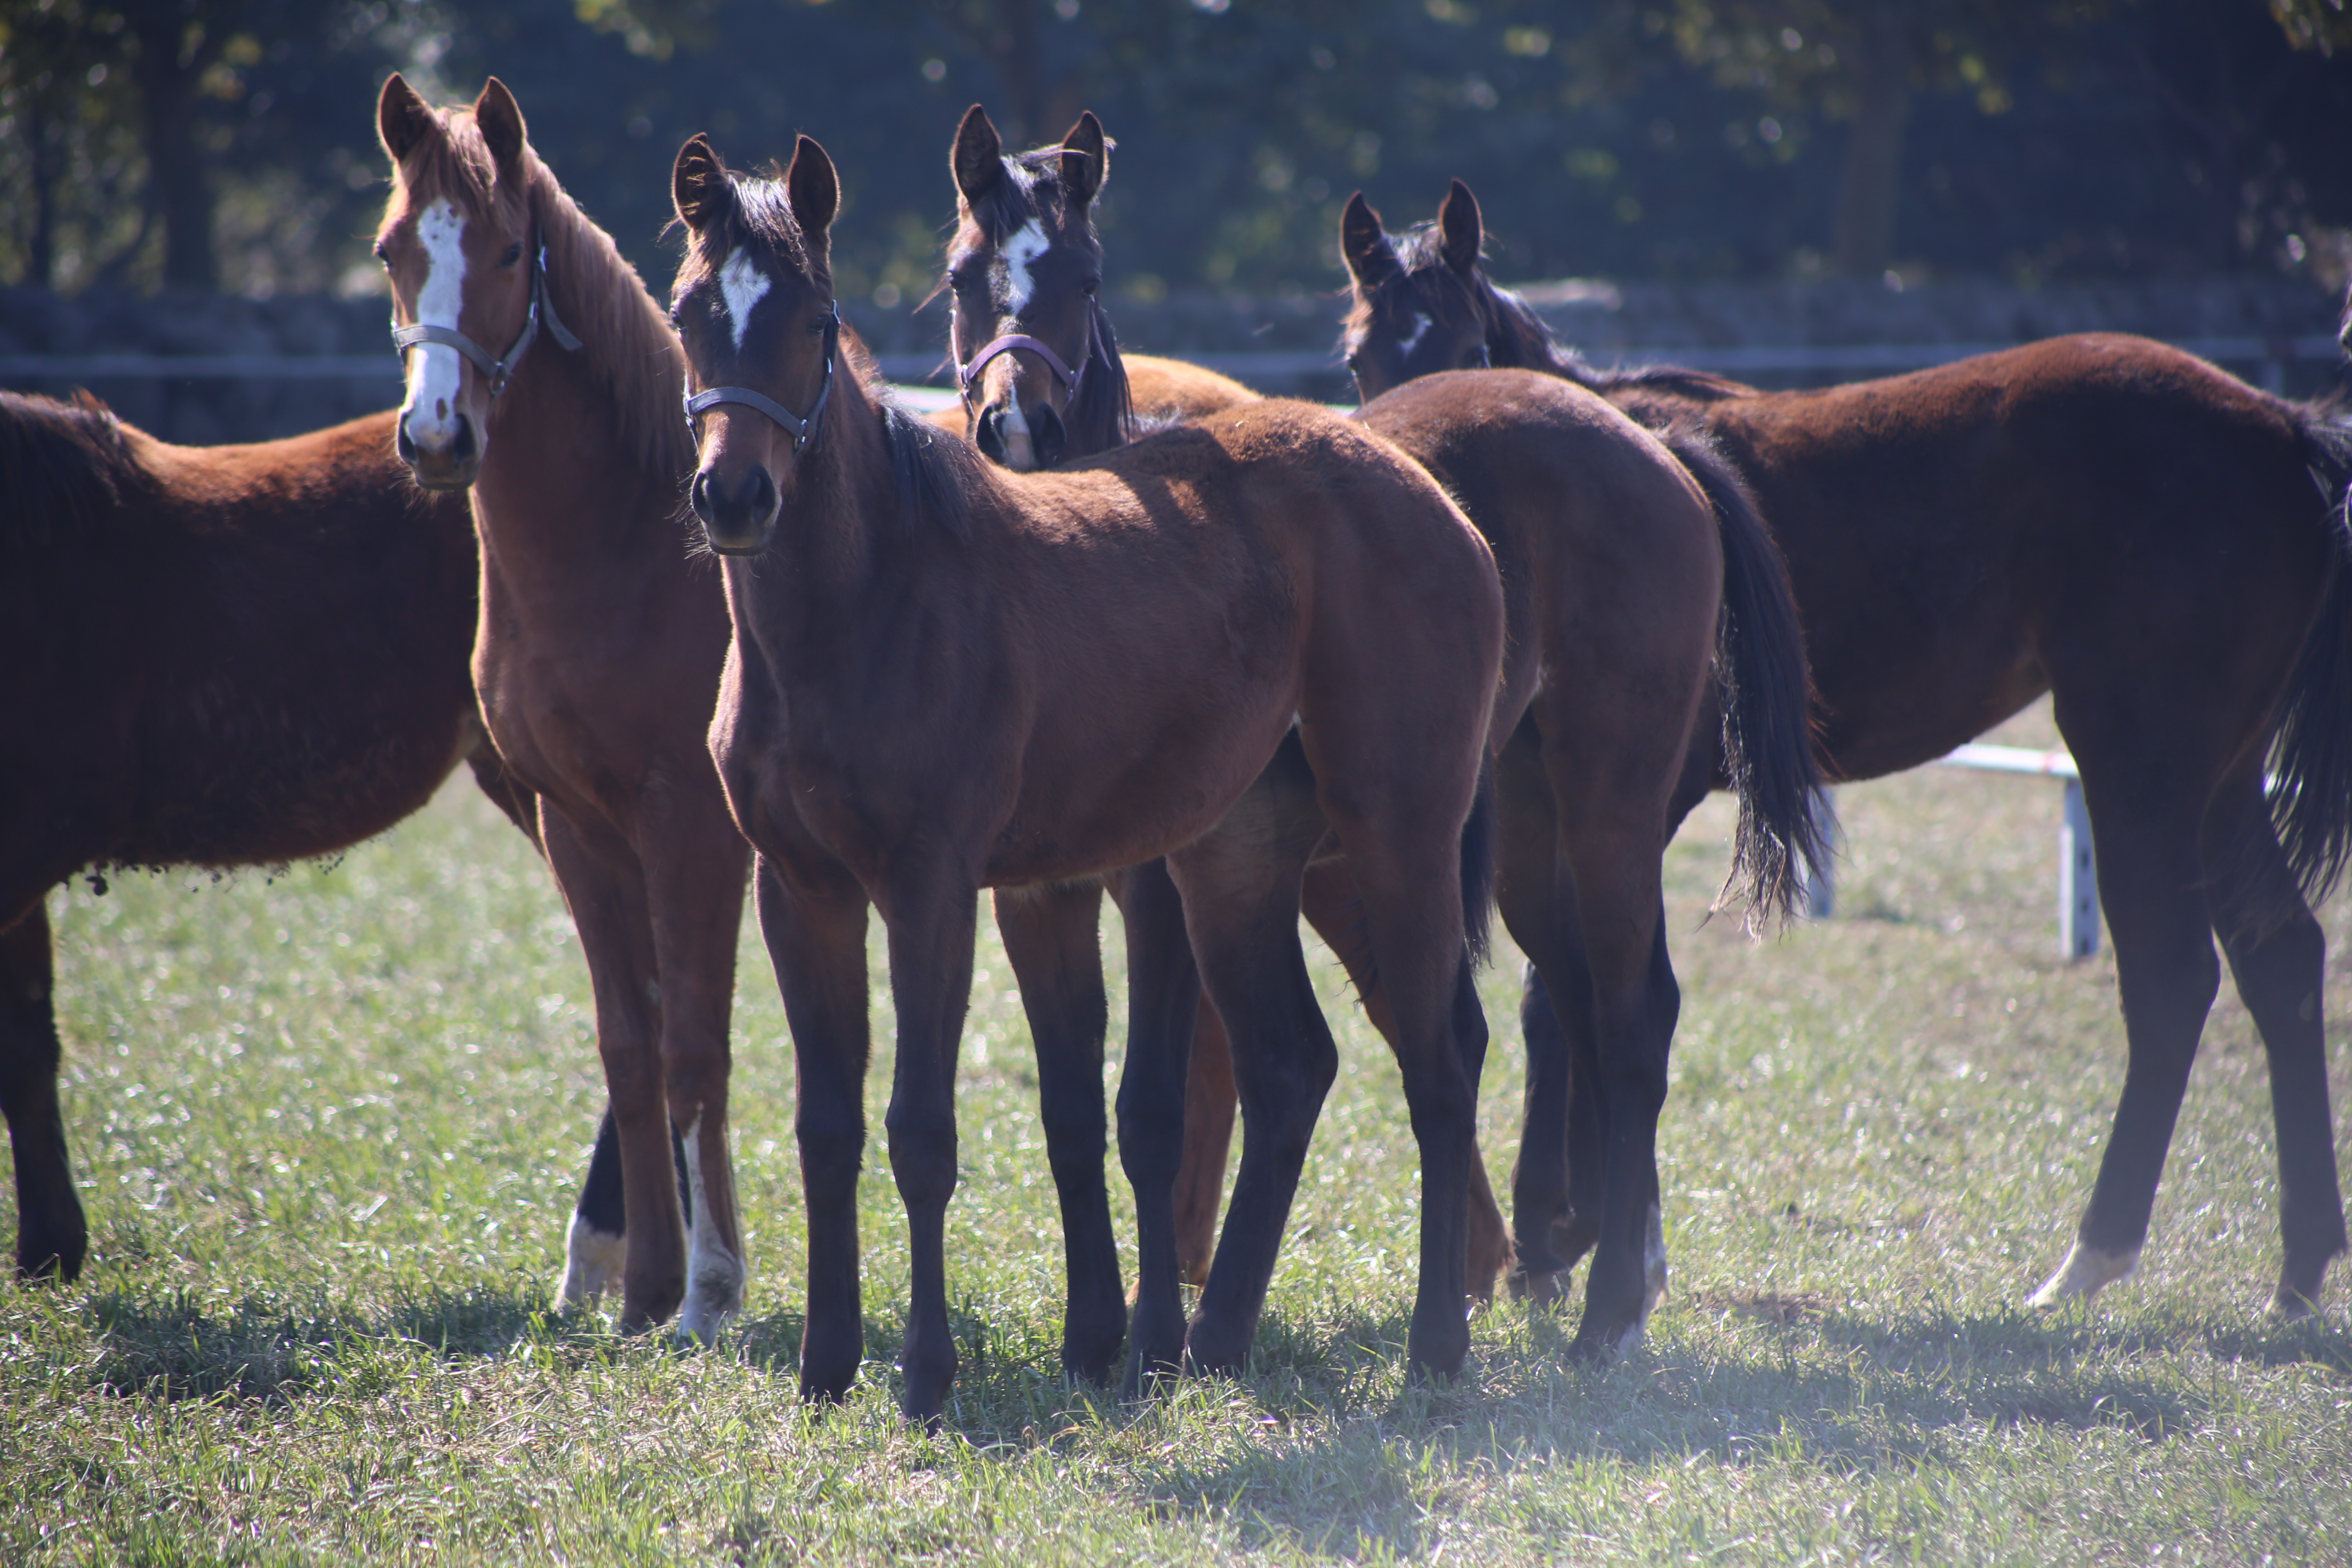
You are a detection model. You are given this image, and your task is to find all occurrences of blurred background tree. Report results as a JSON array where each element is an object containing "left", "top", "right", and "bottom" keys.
[{"left": 2, "top": 0, "right": 2347, "bottom": 302}]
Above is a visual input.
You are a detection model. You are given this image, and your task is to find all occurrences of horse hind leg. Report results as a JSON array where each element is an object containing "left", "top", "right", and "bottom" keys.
[
  {"left": 2202, "top": 773, "right": 2347, "bottom": 1317},
  {"left": 1166, "top": 735, "right": 1339, "bottom": 1378},
  {"left": 993, "top": 877, "right": 1125, "bottom": 1383},
  {"left": 2029, "top": 727, "right": 2221, "bottom": 1312},
  {"left": 2, "top": 903, "right": 85, "bottom": 1281}
]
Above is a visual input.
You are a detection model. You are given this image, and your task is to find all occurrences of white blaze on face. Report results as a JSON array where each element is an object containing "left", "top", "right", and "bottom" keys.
[
  {"left": 1398, "top": 310, "right": 1435, "bottom": 357},
  {"left": 998, "top": 219, "right": 1050, "bottom": 315},
  {"left": 718, "top": 249, "right": 771, "bottom": 353},
  {"left": 402, "top": 198, "right": 470, "bottom": 448}
]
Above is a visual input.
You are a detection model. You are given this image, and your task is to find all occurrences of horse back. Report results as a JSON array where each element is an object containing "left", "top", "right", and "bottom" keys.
[{"left": 2, "top": 405, "right": 485, "bottom": 879}]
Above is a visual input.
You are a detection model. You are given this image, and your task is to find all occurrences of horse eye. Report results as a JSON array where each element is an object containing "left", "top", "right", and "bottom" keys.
[
  {"left": 1080, "top": 276, "right": 1100, "bottom": 298},
  {"left": 372, "top": 239, "right": 389, "bottom": 264},
  {"left": 500, "top": 243, "right": 524, "bottom": 267}
]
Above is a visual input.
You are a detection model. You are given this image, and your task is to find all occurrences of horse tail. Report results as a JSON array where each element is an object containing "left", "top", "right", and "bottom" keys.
[
  {"left": 1659, "top": 423, "right": 1830, "bottom": 923},
  {"left": 1460, "top": 753, "right": 1498, "bottom": 964},
  {"left": 2269, "top": 411, "right": 2352, "bottom": 903}
]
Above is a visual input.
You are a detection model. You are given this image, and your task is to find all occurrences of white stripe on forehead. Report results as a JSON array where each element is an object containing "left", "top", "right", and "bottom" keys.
[
  {"left": 1398, "top": 311, "right": 1434, "bottom": 356},
  {"left": 403, "top": 198, "right": 467, "bottom": 442},
  {"left": 719, "top": 249, "right": 771, "bottom": 352},
  {"left": 998, "top": 219, "right": 1050, "bottom": 315}
]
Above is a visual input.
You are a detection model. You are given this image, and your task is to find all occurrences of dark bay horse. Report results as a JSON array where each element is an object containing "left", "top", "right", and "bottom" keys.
[
  {"left": 668, "top": 133, "right": 1504, "bottom": 1418},
  {"left": 0, "top": 391, "right": 537, "bottom": 1281},
  {"left": 1342, "top": 178, "right": 2352, "bottom": 1319},
  {"left": 937, "top": 111, "right": 1827, "bottom": 1358}
]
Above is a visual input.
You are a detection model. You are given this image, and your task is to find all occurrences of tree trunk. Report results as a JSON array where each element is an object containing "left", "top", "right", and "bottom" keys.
[
  {"left": 127, "top": 4, "right": 219, "bottom": 292},
  {"left": 1832, "top": 3, "right": 1913, "bottom": 277},
  {"left": 28, "top": 91, "right": 58, "bottom": 290}
]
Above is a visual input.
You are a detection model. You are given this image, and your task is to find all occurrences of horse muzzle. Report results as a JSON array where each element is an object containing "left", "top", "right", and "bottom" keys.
[
  {"left": 691, "top": 464, "right": 780, "bottom": 556},
  {"left": 396, "top": 408, "right": 481, "bottom": 490},
  {"left": 975, "top": 399, "right": 1066, "bottom": 472}
]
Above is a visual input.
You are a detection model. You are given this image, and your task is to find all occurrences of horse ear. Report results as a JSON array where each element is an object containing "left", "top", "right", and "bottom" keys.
[
  {"left": 475, "top": 77, "right": 528, "bottom": 176},
  {"left": 1341, "top": 192, "right": 1401, "bottom": 290},
  {"left": 1060, "top": 111, "right": 1107, "bottom": 211},
  {"left": 952, "top": 104, "right": 1004, "bottom": 208},
  {"left": 1438, "top": 178, "right": 1483, "bottom": 276},
  {"left": 786, "top": 134, "right": 840, "bottom": 244},
  {"left": 672, "top": 134, "right": 729, "bottom": 234},
  {"left": 377, "top": 73, "right": 436, "bottom": 165}
]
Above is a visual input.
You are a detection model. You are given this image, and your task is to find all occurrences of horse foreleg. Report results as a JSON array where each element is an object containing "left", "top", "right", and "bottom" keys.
[
  {"left": 2204, "top": 775, "right": 2345, "bottom": 1315},
  {"left": 645, "top": 814, "right": 750, "bottom": 1344},
  {"left": 752, "top": 848, "right": 873, "bottom": 1404},
  {"left": 993, "top": 878, "right": 1125, "bottom": 1382},
  {"left": 879, "top": 871, "right": 980, "bottom": 1424},
  {"left": 1112, "top": 858, "right": 1202, "bottom": 1394},
  {"left": 539, "top": 806, "right": 684, "bottom": 1330},
  {"left": 1, "top": 903, "right": 83, "bottom": 1282}
]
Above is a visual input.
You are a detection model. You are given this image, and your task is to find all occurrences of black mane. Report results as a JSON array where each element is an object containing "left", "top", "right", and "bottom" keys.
[
  {"left": 961, "top": 144, "right": 1136, "bottom": 455},
  {"left": 1381, "top": 220, "right": 1755, "bottom": 404},
  {"left": 0, "top": 390, "right": 139, "bottom": 553}
]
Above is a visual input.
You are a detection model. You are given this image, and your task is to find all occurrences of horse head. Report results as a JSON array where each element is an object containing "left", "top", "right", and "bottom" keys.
[
  {"left": 1337, "top": 180, "right": 1496, "bottom": 403},
  {"left": 945, "top": 106, "right": 1119, "bottom": 471},
  {"left": 373, "top": 75, "right": 578, "bottom": 490},
  {"left": 669, "top": 133, "right": 842, "bottom": 556}
]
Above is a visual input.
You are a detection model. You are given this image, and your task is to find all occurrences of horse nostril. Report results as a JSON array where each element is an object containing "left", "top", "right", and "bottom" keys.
[
  {"left": 1031, "top": 404, "right": 1066, "bottom": 470},
  {"left": 451, "top": 413, "right": 477, "bottom": 465},
  {"left": 690, "top": 470, "right": 717, "bottom": 525},
  {"left": 744, "top": 466, "right": 777, "bottom": 520},
  {"left": 975, "top": 408, "right": 1007, "bottom": 464},
  {"left": 396, "top": 419, "right": 418, "bottom": 465}
]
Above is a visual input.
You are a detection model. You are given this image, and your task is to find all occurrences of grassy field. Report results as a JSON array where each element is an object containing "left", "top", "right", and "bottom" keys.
[{"left": 5, "top": 699, "right": 2349, "bottom": 1565}]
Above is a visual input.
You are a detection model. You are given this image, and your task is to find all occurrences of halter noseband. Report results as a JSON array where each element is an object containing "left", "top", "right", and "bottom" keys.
[
  {"left": 683, "top": 306, "right": 841, "bottom": 455},
  {"left": 389, "top": 242, "right": 581, "bottom": 399},
  {"left": 958, "top": 298, "right": 1101, "bottom": 405}
]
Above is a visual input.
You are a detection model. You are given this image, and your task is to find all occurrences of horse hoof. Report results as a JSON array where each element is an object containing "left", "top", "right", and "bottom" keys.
[
  {"left": 2028, "top": 1240, "right": 2139, "bottom": 1310},
  {"left": 556, "top": 1214, "right": 626, "bottom": 1311}
]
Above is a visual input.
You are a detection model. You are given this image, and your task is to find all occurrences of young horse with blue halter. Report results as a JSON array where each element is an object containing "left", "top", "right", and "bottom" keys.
[
  {"left": 669, "top": 130, "right": 1505, "bottom": 1418},
  {"left": 1343, "top": 177, "right": 2352, "bottom": 1321}
]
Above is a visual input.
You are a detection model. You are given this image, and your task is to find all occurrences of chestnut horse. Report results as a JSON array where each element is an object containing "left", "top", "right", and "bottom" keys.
[
  {"left": 0, "top": 390, "right": 536, "bottom": 1281},
  {"left": 937, "top": 111, "right": 1826, "bottom": 1357},
  {"left": 1343, "top": 179, "right": 2352, "bottom": 1318},
  {"left": 668, "top": 133, "right": 1503, "bottom": 1418},
  {"left": 373, "top": 77, "right": 1225, "bottom": 1383}
]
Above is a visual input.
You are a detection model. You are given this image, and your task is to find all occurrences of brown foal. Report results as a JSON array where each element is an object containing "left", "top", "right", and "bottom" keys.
[{"left": 669, "top": 133, "right": 1503, "bottom": 1419}]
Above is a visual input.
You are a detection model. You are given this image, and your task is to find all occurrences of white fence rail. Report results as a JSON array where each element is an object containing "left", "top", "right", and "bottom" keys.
[{"left": 1802, "top": 744, "right": 2100, "bottom": 961}]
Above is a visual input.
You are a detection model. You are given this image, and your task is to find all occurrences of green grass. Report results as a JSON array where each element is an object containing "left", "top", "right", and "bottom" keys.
[{"left": 6, "top": 699, "right": 2349, "bottom": 1565}]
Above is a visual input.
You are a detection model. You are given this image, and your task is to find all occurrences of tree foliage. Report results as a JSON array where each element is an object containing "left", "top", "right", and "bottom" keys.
[{"left": 2, "top": 0, "right": 2347, "bottom": 301}]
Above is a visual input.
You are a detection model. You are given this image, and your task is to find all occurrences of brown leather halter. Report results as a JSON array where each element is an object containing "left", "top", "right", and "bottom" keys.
[{"left": 389, "top": 241, "right": 580, "bottom": 398}]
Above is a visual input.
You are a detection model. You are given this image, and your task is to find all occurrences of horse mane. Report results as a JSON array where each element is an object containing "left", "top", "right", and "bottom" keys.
[
  {"left": 686, "top": 174, "right": 977, "bottom": 543},
  {"left": 0, "top": 389, "right": 141, "bottom": 552},
  {"left": 956, "top": 141, "right": 1135, "bottom": 452},
  {"left": 1347, "top": 220, "right": 1757, "bottom": 404},
  {"left": 399, "top": 105, "right": 694, "bottom": 480}
]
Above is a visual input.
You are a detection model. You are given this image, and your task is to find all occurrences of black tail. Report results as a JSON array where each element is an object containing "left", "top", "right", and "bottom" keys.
[
  {"left": 2271, "top": 412, "right": 2352, "bottom": 904},
  {"left": 1459, "top": 754, "right": 1499, "bottom": 964},
  {"left": 1659, "top": 423, "right": 1830, "bottom": 923}
]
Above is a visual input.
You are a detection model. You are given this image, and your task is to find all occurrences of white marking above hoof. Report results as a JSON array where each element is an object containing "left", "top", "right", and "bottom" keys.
[
  {"left": 675, "top": 1122, "right": 745, "bottom": 1345},
  {"left": 557, "top": 1213, "right": 626, "bottom": 1311},
  {"left": 2029, "top": 1240, "right": 2140, "bottom": 1310}
]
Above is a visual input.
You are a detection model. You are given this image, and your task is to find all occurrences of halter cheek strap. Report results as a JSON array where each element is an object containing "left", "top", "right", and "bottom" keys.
[
  {"left": 957, "top": 298, "right": 1101, "bottom": 404},
  {"left": 389, "top": 243, "right": 581, "bottom": 398},
  {"left": 683, "top": 307, "right": 840, "bottom": 454}
]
